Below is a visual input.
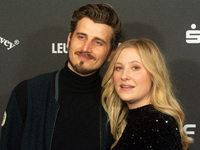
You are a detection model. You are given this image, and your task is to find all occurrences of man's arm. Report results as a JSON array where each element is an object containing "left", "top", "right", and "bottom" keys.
[{"left": 0, "top": 81, "right": 28, "bottom": 150}]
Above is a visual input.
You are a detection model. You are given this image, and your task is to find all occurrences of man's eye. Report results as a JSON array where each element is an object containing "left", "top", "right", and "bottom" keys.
[
  {"left": 78, "top": 36, "right": 84, "bottom": 40},
  {"left": 95, "top": 41, "right": 103, "bottom": 46}
]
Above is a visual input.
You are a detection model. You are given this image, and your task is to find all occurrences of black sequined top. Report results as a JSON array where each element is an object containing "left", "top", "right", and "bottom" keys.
[{"left": 113, "top": 104, "right": 183, "bottom": 150}]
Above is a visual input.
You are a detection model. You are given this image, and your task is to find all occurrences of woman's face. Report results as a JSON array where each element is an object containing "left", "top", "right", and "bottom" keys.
[{"left": 113, "top": 47, "right": 152, "bottom": 109}]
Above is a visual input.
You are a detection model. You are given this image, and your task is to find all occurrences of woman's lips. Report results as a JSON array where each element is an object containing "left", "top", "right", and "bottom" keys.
[{"left": 120, "top": 84, "right": 135, "bottom": 91}]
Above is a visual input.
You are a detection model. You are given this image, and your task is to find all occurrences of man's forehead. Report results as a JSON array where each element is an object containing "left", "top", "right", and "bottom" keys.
[{"left": 75, "top": 17, "right": 113, "bottom": 41}]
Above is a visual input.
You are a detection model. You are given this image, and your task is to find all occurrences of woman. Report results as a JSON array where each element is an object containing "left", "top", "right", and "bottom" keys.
[{"left": 102, "top": 39, "right": 193, "bottom": 150}]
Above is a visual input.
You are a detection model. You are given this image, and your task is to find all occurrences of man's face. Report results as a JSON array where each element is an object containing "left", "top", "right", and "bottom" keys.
[{"left": 67, "top": 17, "right": 113, "bottom": 76}]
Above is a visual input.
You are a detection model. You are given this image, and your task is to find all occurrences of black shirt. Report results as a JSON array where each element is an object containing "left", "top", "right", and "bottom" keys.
[{"left": 51, "top": 62, "right": 101, "bottom": 150}]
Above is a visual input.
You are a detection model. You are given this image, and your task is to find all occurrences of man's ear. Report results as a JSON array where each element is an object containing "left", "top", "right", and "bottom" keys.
[
  {"left": 107, "top": 50, "right": 115, "bottom": 62},
  {"left": 67, "top": 32, "right": 71, "bottom": 49}
]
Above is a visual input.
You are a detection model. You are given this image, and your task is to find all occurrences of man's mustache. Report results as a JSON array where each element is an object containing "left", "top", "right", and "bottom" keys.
[{"left": 75, "top": 51, "right": 96, "bottom": 60}]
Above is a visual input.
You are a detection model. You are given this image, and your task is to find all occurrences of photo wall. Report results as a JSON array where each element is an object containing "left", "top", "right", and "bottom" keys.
[{"left": 1, "top": 0, "right": 199, "bottom": 149}]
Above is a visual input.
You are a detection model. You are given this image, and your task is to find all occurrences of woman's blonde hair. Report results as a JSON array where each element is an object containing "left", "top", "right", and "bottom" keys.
[{"left": 102, "top": 38, "right": 193, "bottom": 149}]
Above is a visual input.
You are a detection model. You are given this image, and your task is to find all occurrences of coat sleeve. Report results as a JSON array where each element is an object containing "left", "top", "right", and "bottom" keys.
[{"left": 0, "top": 88, "right": 24, "bottom": 150}]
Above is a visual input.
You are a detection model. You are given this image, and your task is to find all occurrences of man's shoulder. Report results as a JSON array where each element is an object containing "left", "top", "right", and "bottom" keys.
[
  {"left": 14, "top": 70, "right": 59, "bottom": 105},
  {"left": 15, "top": 71, "right": 57, "bottom": 92},
  {"left": 29, "top": 71, "right": 57, "bottom": 83},
  {"left": 14, "top": 71, "right": 59, "bottom": 124}
]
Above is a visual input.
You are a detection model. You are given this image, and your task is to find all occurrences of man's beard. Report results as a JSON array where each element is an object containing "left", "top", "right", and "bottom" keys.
[
  {"left": 67, "top": 42, "right": 109, "bottom": 75},
  {"left": 68, "top": 57, "right": 99, "bottom": 75}
]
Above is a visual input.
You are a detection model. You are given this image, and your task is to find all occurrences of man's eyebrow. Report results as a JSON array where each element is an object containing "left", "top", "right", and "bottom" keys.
[
  {"left": 76, "top": 32, "right": 106, "bottom": 44},
  {"left": 95, "top": 37, "right": 106, "bottom": 44},
  {"left": 76, "top": 32, "right": 86, "bottom": 36},
  {"left": 76, "top": 32, "right": 86, "bottom": 35}
]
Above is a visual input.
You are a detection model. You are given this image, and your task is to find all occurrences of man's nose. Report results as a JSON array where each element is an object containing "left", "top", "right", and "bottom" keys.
[{"left": 82, "top": 41, "right": 92, "bottom": 52}]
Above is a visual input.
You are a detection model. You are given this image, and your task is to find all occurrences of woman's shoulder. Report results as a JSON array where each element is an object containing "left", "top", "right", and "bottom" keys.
[
  {"left": 117, "top": 105, "right": 183, "bottom": 150},
  {"left": 146, "top": 108, "right": 178, "bottom": 129},
  {"left": 130, "top": 107, "right": 182, "bottom": 149},
  {"left": 142, "top": 108, "right": 182, "bottom": 148}
]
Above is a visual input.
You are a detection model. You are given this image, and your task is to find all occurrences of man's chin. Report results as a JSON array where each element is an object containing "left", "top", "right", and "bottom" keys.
[
  {"left": 68, "top": 59, "right": 98, "bottom": 75},
  {"left": 73, "top": 65, "right": 97, "bottom": 75}
]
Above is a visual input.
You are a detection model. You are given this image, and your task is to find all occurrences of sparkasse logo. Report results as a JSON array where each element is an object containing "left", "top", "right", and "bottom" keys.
[
  {"left": 0, "top": 36, "right": 20, "bottom": 50},
  {"left": 186, "top": 24, "right": 200, "bottom": 44}
]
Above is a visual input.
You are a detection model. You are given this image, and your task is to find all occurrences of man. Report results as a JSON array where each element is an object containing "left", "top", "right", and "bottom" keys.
[{"left": 0, "top": 3, "right": 121, "bottom": 150}]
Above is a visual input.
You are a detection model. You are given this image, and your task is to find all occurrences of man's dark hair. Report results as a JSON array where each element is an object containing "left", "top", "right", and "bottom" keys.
[{"left": 70, "top": 3, "right": 122, "bottom": 50}]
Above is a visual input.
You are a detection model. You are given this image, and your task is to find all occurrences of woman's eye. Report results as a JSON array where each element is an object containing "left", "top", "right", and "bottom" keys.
[
  {"left": 115, "top": 67, "right": 122, "bottom": 70},
  {"left": 132, "top": 66, "right": 139, "bottom": 70}
]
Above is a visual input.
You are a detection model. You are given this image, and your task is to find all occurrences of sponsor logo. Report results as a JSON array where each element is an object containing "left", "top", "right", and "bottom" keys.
[
  {"left": 186, "top": 24, "right": 200, "bottom": 44},
  {"left": 0, "top": 36, "right": 20, "bottom": 50},
  {"left": 52, "top": 43, "right": 68, "bottom": 54},
  {"left": 184, "top": 124, "right": 196, "bottom": 135},
  {"left": 52, "top": 42, "right": 122, "bottom": 53},
  {"left": 1, "top": 111, "right": 7, "bottom": 127}
]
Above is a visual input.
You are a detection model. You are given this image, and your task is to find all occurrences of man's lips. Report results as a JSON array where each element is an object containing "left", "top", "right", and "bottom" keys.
[{"left": 75, "top": 51, "right": 96, "bottom": 60}]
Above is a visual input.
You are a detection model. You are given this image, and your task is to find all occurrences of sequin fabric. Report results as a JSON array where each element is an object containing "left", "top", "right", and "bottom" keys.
[{"left": 113, "top": 104, "right": 183, "bottom": 150}]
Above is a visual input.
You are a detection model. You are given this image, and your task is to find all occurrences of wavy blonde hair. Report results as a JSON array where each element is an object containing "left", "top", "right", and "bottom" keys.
[{"left": 102, "top": 38, "right": 193, "bottom": 149}]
